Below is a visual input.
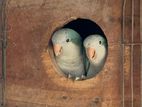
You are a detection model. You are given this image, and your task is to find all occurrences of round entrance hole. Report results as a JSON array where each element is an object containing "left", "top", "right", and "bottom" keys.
[{"left": 49, "top": 18, "right": 108, "bottom": 81}]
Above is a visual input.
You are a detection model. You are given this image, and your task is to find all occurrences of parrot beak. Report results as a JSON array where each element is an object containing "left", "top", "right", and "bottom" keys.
[
  {"left": 86, "top": 47, "right": 96, "bottom": 60},
  {"left": 53, "top": 44, "right": 62, "bottom": 56}
]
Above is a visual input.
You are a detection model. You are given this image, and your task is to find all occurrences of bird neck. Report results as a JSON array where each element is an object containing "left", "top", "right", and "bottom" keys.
[{"left": 61, "top": 42, "right": 82, "bottom": 58}]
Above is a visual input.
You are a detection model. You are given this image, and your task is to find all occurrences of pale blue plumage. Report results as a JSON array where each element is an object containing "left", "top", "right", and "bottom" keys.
[
  {"left": 52, "top": 28, "right": 85, "bottom": 80},
  {"left": 83, "top": 34, "right": 108, "bottom": 78}
]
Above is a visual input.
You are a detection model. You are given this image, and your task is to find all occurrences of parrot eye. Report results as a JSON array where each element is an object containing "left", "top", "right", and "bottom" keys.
[
  {"left": 99, "top": 41, "right": 102, "bottom": 45},
  {"left": 87, "top": 43, "right": 90, "bottom": 46},
  {"left": 66, "top": 39, "right": 70, "bottom": 42}
]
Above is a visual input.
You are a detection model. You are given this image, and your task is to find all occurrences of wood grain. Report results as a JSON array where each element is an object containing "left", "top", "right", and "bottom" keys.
[{"left": 4, "top": 0, "right": 141, "bottom": 107}]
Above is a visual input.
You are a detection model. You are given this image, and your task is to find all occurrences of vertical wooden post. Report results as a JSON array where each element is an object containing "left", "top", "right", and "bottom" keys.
[
  {"left": 0, "top": 0, "right": 7, "bottom": 106},
  {"left": 140, "top": 0, "right": 142, "bottom": 106}
]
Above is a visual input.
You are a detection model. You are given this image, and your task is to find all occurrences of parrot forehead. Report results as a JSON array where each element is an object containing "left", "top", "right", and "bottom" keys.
[
  {"left": 84, "top": 34, "right": 106, "bottom": 48},
  {"left": 52, "top": 28, "right": 81, "bottom": 44},
  {"left": 87, "top": 35, "right": 105, "bottom": 41}
]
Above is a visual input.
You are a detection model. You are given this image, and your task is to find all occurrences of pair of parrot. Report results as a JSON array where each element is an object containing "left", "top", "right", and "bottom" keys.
[{"left": 51, "top": 28, "right": 107, "bottom": 80}]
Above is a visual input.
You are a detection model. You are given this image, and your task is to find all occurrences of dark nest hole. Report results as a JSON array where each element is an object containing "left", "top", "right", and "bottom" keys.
[
  {"left": 48, "top": 18, "right": 108, "bottom": 79},
  {"left": 63, "top": 18, "right": 107, "bottom": 41}
]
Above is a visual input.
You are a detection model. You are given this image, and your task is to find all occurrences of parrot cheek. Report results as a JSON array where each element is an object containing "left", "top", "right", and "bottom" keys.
[
  {"left": 53, "top": 44, "right": 62, "bottom": 56},
  {"left": 86, "top": 47, "right": 96, "bottom": 61}
]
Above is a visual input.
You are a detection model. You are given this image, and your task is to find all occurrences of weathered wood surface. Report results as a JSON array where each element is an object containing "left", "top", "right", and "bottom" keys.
[
  {"left": 0, "top": 0, "right": 6, "bottom": 106},
  {"left": 123, "top": 0, "right": 141, "bottom": 107},
  {"left": 141, "top": 0, "right": 142, "bottom": 105},
  {"left": 0, "top": 0, "right": 3, "bottom": 86},
  {"left": 4, "top": 0, "right": 141, "bottom": 107}
]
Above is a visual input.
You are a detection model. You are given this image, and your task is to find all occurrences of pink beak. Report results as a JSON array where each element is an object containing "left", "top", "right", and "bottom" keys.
[
  {"left": 87, "top": 47, "right": 96, "bottom": 60},
  {"left": 53, "top": 44, "right": 62, "bottom": 56}
]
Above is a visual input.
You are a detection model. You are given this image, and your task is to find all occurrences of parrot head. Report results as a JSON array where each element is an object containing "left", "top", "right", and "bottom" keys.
[
  {"left": 51, "top": 28, "right": 82, "bottom": 56},
  {"left": 83, "top": 34, "right": 107, "bottom": 64}
]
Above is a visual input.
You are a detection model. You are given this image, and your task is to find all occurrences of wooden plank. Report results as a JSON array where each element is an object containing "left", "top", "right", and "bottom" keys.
[
  {"left": 123, "top": 45, "right": 141, "bottom": 107},
  {"left": 133, "top": 0, "right": 140, "bottom": 43},
  {"left": 0, "top": 81, "right": 3, "bottom": 107},
  {"left": 6, "top": 0, "right": 122, "bottom": 44},
  {"left": 123, "top": 0, "right": 140, "bottom": 43},
  {"left": 141, "top": 0, "right": 142, "bottom": 106},
  {"left": 0, "top": 0, "right": 3, "bottom": 80},
  {"left": 6, "top": 44, "right": 122, "bottom": 107},
  {"left": 133, "top": 45, "right": 141, "bottom": 107},
  {"left": 6, "top": 100, "right": 46, "bottom": 107},
  {"left": 6, "top": 0, "right": 142, "bottom": 107},
  {"left": 123, "top": 0, "right": 132, "bottom": 43},
  {"left": 123, "top": 1, "right": 141, "bottom": 106},
  {"left": 0, "top": 0, "right": 6, "bottom": 106},
  {"left": 123, "top": 45, "right": 132, "bottom": 107}
]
